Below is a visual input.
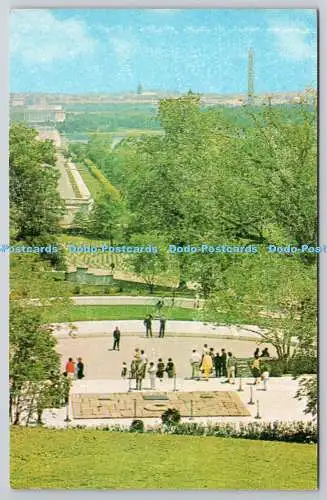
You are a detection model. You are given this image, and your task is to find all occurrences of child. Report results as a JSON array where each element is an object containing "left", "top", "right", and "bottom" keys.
[
  {"left": 156, "top": 358, "right": 165, "bottom": 381},
  {"left": 148, "top": 362, "right": 156, "bottom": 390},
  {"left": 121, "top": 362, "right": 128, "bottom": 380}
]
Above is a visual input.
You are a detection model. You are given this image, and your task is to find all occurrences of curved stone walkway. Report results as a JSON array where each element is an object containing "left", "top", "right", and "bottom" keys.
[{"left": 52, "top": 319, "right": 261, "bottom": 341}]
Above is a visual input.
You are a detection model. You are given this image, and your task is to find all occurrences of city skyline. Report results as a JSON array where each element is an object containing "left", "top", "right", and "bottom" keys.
[{"left": 10, "top": 9, "right": 317, "bottom": 95}]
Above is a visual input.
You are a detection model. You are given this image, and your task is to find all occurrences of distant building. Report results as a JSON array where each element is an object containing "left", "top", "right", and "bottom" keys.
[{"left": 10, "top": 104, "right": 66, "bottom": 124}]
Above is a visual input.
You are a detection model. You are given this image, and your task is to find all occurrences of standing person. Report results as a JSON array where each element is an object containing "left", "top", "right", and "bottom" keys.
[
  {"left": 221, "top": 349, "right": 227, "bottom": 378},
  {"left": 260, "top": 364, "right": 269, "bottom": 391},
  {"left": 65, "top": 357, "right": 75, "bottom": 380},
  {"left": 140, "top": 350, "right": 148, "bottom": 363},
  {"left": 201, "top": 353, "right": 213, "bottom": 381},
  {"left": 202, "top": 344, "right": 209, "bottom": 356},
  {"left": 261, "top": 348, "right": 270, "bottom": 358},
  {"left": 76, "top": 357, "right": 85, "bottom": 379},
  {"left": 143, "top": 315, "right": 153, "bottom": 338},
  {"left": 148, "top": 362, "right": 156, "bottom": 390},
  {"left": 254, "top": 347, "right": 260, "bottom": 358},
  {"left": 166, "top": 358, "right": 175, "bottom": 378},
  {"left": 214, "top": 352, "right": 222, "bottom": 377},
  {"left": 156, "top": 358, "right": 165, "bottom": 381},
  {"left": 112, "top": 326, "right": 121, "bottom": 351},
  {"left": 121, "top": 362, "right": 128, "bottom": 380},
  {"left": 159, "top": 316, "right": 166, "bottom": 338},
  {"left": 209, "top": 347, "right": 215, "bottom": 361},
  {"left": 226, "top": 352, "right": 236, "bottom": 384},
  {"left": 134, "top": 348, "right": 141, "bottom": 360},
  {"left": 135, "top": 358, "right": 145, "bottom": 390},
  {"left": 190, "top": 349, "right": 201, "bottom": 379},
  {"left": 194, "top": 292, "right": 200, "bottom": 309},
  {"left": 252, "top": 355, "right": 261, "bottom": 385},
  {"left": 156, "top": 298, "right": 164, "bottom": 314}
]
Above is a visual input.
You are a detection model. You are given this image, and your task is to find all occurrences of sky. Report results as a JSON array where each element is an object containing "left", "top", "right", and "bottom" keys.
[{"left": 10, "top": 9, "right": 317, "bottom": 95}]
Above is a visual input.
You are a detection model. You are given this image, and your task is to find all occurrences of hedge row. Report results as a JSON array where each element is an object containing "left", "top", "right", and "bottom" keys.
[
  {"left": 84, "top": 159, "right": 121, "bottom": 201},
  {"left": 70, "top": 420, "right": 317, "bottom": 444}
]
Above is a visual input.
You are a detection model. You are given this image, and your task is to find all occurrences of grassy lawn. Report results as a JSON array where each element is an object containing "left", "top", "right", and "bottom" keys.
[
  {"left": 42, "top": 305, "right": 200, "bottom": 323},
  {"left": 75, "top": 162, "right": 106, "bottom": 201},
  {"left": 11, "top": 428, "right": 317, "bottom": 490}
]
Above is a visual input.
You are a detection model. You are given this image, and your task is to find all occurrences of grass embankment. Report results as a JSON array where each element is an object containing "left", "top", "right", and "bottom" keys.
[
  {"left": 11, "top": 428, "right": 317, "bottom": 490},
  {"left": 42, "top": 305, "right": 201, "bottom": 323}
]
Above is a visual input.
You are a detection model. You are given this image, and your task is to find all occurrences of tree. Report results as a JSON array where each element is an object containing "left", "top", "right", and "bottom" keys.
[
  {"left": 9, "top": 303, "right": 67, "bottom": 425},
  {"left": 127, "top": 234, "right": 179, "bottom": 294},
  {"left": 10, "top": 123, "right": 65, "bottom": 240},
  {"left": 207, "top": 251, "right": 317, "bottom": 361},
  {"left": 295, "top": 376, "right": 317, "bottom": 418}
]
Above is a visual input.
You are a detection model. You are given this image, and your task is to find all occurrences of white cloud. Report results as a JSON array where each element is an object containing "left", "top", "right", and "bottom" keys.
[
  {"left": 269, "top": 22, "right": 316, "bottom": 61},
  {"left": 10, "top": 10, "right": 97, "bottom": 64}
]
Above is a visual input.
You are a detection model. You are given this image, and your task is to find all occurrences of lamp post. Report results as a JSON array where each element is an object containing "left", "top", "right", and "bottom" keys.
[
  {"left": 248, "top": 385, "right": 255, "bottom": 405},
  {"left": 255, "top": 400, "right": 262, "bottom": 419}
]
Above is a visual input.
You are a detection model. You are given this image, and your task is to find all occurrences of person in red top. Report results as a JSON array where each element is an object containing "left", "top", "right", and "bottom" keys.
[{"left": 65, "top": 357, "right": 75, "bottom": 379}]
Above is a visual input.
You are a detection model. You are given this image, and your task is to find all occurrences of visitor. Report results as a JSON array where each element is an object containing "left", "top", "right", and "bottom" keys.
[
  {"left": 261, "top": 366, "right": 269, "bottom": 391},
  {"left": 194, "top": 292, "right": 200, "bottom": 309},
  {"left": 226, "top": 352, "right": 236, "bottom": 384},
  {"left": 156, "top": 358, "right": 165, "bottom": 381},
  {"left": 252, "top": 356, "right": 261, "bottom": 385},
  {"left": 209, "top": 347, "right": 215, "bottom": 360},
  {"left": 112, "top": 326, "right": 121, "bottom": 351},
  {"left": 159, "top": 316, "right": 166, "bottom": 338},
  {"left": 261, "top": 348, "right": 270, "bottom": 358},
  {"left": 140, "top": 350, "right": 148, "bottom": 363},
  {"left": 201, "top": 352, "right": 213, "bottom": 381},
  {"left": 221, "top": 349, "right": 227, "bottom": 377},
  {"left": 190, "top": 349, "right": 201, "bottom": 379},
  {"left": 76, "top": 357, "right": 85, "bottom": 379},
  {"left": 254, "top": 347, "right": 260, "bottom": 358},
  {"left": 201, "top": 344, "right": 209, "bottom": 364},
  {"left": 121, "top": 362, "right": 128, "bottom": 380},
  {"left": 135, "top": 358, "right": 145, "bottom": 390},
  {"left": 214, "top": 352, "right": 222, "bottom": 377},
  {"left": 148, "top": 362, "right": 156, "bottom": 390},
  {"left": 156, "top": 298, "right": 164, "bottom": 313},
  {"left": 166, "top": 358, "right": 176, "bottom": 378},
  {"left": 130, "top": 359, "right": 136, "bottom": 379},
  {"left": 65, "top": 357, "right": 75, "bottom": 379},
  {"left": 144, "top": 315, "right": 153, "bottom": 338},
  {"left": 134, "top": 348, "right": 141, "bottom": 360}
]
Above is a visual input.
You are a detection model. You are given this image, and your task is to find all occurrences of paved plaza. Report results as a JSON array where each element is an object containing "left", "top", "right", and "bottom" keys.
[
  {"left": 42, "top": 375, "right": 312, "bottom": 428},
  {"left": 56, "top": 332, "right": 267, "bottom": 379},
  {"left": 44, "top": 323, "right": 312, "bottom": 429}
]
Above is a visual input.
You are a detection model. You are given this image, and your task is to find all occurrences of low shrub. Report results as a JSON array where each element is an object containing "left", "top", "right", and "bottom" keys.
[
  {"left": 289, "top": 356, "right": 317, "bottom": 376},
  {"left": 129, "top": 419, "right": 144, "bottom": 433},
  {"left": 73, "top": 285, "right": 81, "bottom": 295},
  {"left": 161, "top": 408, "right": 181, "bottom": 427},
  {"left": 171, "top": 421, "right": 317, "bottom": 443}
]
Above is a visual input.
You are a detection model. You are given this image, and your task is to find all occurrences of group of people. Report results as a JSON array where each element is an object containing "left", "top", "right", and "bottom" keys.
[
  {"left": 190, "top": 345, "right": 237, "bottom": 383},
  {"left": 121, "top": 348, "right": 176, "bottom": 390},
  {"left": 251, "top": 347, "right": 271, "bottom": 388},
  {"left": 64, "top": 357, "right": 85, "bottom": 380},
  {"left": 143, "top": 314, "right": 166, "bottom": 338}
]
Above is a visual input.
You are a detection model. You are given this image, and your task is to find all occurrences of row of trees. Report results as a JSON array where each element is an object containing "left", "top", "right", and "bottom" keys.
[{"left": 9, "top": 123, "right": 72, "bottom": 424}]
